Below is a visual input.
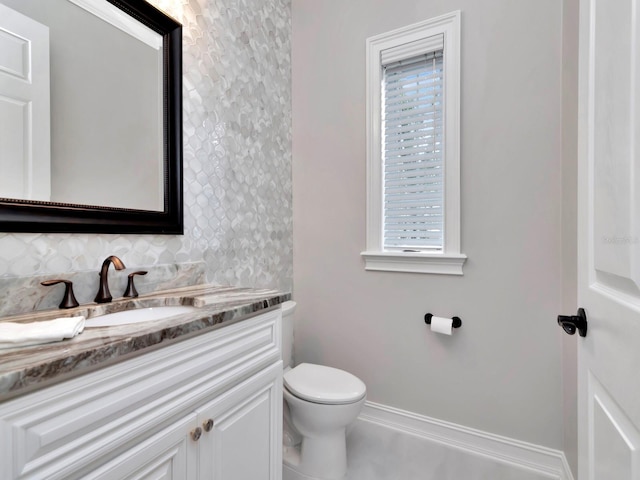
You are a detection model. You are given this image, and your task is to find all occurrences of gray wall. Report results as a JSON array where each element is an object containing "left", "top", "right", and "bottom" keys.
[
  {"left": 561, "top": 0, "right": 579, "bottom": 474},
  {"left": 0, "top": 0, "right": 292, "bottom": 293},
  {"left": 292, "top": 0, "right": 565, "bottom": 449}
]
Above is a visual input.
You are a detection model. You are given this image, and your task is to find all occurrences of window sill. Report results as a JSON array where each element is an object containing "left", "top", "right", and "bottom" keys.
[{"left": 360, "top": 251, "right": 467, "bottom": 275}]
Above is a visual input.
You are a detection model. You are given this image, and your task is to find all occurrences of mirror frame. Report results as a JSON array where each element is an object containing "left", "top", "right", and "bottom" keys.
[{"left": 0, "top": 0, "right": 183, "bottom": 235}]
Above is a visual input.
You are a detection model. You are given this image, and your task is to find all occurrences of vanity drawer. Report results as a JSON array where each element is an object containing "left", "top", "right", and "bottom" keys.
[{"left": 0, "top": 308, "right": 281, "bottom": 480}]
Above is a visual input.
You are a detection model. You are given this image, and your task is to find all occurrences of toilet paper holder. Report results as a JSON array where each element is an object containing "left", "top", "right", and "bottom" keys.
[{"left": 424, "top": 313, "right": 462, "bottom": 328}]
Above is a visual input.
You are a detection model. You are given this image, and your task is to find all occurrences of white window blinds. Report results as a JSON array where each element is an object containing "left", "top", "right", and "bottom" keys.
[{"left": 382, "top": 44, "right": 444, "bottom": 251}]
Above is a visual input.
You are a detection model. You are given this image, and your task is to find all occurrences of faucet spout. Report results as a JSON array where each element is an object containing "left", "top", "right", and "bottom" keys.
[{"left": 94, "top": 255, "right": 126, "bottom": 303}]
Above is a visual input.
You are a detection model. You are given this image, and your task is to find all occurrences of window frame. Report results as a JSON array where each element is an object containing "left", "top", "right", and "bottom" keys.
[{"left": 362, "top": 11, "right": 466, "bottom": 275}]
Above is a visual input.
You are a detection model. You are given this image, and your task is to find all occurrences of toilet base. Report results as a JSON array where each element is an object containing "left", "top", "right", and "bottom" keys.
[
  {"left": 283, "top": 462, "right": 324, "bottom": 480},
  {"left": 284, "top": 459, "right": 347, "bottom": 480},
  {"left": 283, "top": 434, "right": 347, "bottom": 480}
]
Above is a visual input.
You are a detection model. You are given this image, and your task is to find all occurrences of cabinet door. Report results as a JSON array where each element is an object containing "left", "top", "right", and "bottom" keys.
[
  {"left": 84, "top": 413, "right": 198, "bottom": 480},
  {"left": 197, "top": 362, "right": 282, "bottom": 480}
]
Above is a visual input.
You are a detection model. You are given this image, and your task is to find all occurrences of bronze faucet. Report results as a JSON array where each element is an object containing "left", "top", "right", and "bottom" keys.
[{"left": 94, "top": 255, "right": 126, "bottom": 303}]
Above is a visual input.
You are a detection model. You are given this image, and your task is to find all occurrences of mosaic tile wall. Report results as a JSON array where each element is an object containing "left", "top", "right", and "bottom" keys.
[{"left": 0, "top": 0, "right": 293, "bottom": 311}]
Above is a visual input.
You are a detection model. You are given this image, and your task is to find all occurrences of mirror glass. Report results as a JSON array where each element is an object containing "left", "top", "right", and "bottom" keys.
[{"left": 0, "top": 0, "right": 183, "bottom": 234}]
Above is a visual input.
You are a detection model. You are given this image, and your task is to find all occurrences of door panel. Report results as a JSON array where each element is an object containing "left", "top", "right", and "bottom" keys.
[
  {"left": 0, "top": 95, "right": 29, "bottom": 199},
  {"left": 197, "top": 362, "right": 282, "bottom": 480},
  {"left": 592, "top": 0, "right": 633, "bottom": 283},
  {"left": 590, "top": 373, "right": 640, "bottom": 479},
  {"left": 214, "top": 390, "right": 272, "bottom": 479},
  {"left": 85, "top": 413, "right": 197, "bottom": 480},
  {"left": 0, "top": 3, "right": 50, "bottom": 202}
]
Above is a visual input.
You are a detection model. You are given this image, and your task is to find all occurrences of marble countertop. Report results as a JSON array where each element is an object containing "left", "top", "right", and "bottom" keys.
[{"left": 0, "top": 285, "right": 290, "bottom": 401}]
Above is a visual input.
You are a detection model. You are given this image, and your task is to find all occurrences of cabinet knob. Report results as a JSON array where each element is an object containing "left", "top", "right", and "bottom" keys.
[
  {"left": 203, "top": 418, "right": 214, "bottom": 432},
  {"left": 191, "top": 427, "right": 202, "bottom": 441}
]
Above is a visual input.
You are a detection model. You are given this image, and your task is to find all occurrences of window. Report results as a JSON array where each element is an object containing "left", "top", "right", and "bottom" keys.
[
  {"left": 362, "top": 11, "right": 466, "bottom": 275},
  {"left": 383, "top": 49, "right": 444, "bottom": 252}
]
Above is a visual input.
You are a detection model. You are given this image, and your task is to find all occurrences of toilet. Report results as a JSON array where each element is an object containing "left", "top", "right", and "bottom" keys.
[{"left": 281, "top": 301, "right": 366, "bottom": 480}]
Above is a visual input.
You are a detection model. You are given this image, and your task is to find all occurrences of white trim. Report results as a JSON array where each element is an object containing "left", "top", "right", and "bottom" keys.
[
  {"left": 360, "top": 251, "right": 466, "bottom": 275},
  {"left": 380, "top": 33, "right": 444, "bottom": 64},
  {"left": 365, "top": 11, "right": 464, "bottom": 274},
  {"left": 359, "top": 401, "right": 575, "bottom": 480},
  {"left": 67, "top": 0, "right": 162, "bottom": 50}
]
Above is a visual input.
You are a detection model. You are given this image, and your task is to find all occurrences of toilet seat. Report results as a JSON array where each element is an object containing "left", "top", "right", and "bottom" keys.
[{"left": 284, "top": 363, "right": 366, "bottom": 405}]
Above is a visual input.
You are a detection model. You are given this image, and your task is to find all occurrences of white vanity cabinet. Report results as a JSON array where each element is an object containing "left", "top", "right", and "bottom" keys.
[{"left": 0, "top": 308, "right": 283, "bottom": 480}]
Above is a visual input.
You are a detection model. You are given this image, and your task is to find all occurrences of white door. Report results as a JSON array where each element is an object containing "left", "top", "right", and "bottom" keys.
[
  {"left": 0, "top": 3, "right": 50, "bottom": 201},
  {"left": 577, "top": 0, "right": 640, "bottom": 478}
]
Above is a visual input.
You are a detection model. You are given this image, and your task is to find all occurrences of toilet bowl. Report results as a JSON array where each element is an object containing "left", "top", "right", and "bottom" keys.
[{"left": 281, "top": 302, "right": 366, "bottom": 480}]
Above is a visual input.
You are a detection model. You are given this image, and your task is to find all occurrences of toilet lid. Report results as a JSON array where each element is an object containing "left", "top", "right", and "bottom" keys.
[{"left": 284, "top": 363, "right": 366, "bottom": 405}]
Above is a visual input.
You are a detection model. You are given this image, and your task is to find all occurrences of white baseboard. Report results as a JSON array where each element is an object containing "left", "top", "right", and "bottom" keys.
[{"left": 358, "top": 401, "right": 575, "bottom": 480}]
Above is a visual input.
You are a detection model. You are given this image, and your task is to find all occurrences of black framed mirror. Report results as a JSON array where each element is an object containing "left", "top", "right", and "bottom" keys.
[{"left": 0, "top": 0, "right": 183, "bottom": 234}]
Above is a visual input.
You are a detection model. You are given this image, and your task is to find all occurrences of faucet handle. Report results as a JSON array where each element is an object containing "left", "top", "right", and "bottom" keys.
[
  {"left": 123, "top": 271, "right": 148, "bottom": 298},
  {"left": 41, "top": 279, "right": 80, "bottom": 309}
]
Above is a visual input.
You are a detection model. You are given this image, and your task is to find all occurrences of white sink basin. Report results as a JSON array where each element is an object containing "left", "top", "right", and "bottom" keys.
[{"left": 86, "top": 306, "right": 199, "bottom": 327}]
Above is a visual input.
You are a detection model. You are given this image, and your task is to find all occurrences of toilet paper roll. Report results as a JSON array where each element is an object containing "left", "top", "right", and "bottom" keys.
[{"left": 430, "top": 316, "right": 453, "bottom": 335}]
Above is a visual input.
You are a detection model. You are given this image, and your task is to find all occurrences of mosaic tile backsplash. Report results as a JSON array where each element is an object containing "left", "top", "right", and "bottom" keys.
[{"left": 0, "top": 0, "right": 292, "bottom": 310}]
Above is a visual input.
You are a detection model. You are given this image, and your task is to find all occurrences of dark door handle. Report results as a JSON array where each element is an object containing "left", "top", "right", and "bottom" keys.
[{"left": 557, "top": 308, "right": 587, "bottom": 337}]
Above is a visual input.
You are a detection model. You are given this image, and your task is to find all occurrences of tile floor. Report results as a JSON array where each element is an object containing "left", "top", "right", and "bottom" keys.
[{"left": 344, "top": 420, "right": 555, "bottom": 480}]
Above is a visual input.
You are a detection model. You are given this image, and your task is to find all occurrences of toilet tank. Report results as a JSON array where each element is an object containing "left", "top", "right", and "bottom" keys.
[{"left": 281, "top": 301, "right": 296, "bottom": 369}]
